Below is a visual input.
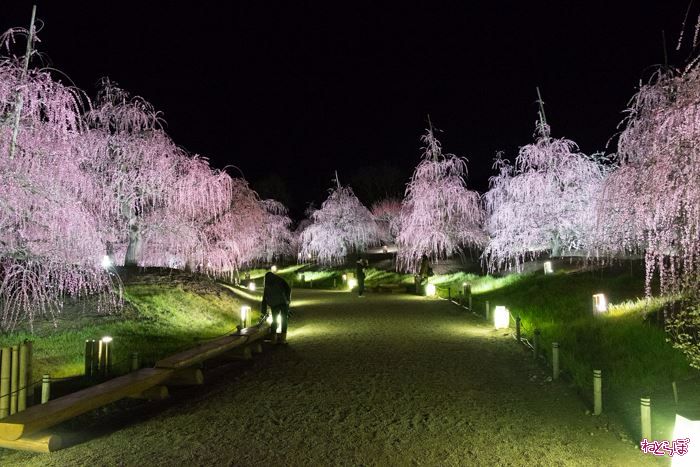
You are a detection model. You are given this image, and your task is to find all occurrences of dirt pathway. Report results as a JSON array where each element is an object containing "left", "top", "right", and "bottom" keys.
[{"left": 1, "top": 290, "right": 663, "bottom": 466}]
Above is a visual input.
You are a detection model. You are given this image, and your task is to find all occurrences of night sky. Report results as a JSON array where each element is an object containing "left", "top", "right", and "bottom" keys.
[{"left": 2, "top": 1, "right": 689, "bottom": 218}]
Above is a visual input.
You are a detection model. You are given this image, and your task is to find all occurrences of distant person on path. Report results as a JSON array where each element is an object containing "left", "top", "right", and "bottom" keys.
[
  {"left": 261, "top": 272, "right": 292, "bottom": 344},
  {"left": 416, "top": 254, "right": 432, "bottom": 294},
  {"left": 356, "top": 258, "right": 367, "bottom": 297}
]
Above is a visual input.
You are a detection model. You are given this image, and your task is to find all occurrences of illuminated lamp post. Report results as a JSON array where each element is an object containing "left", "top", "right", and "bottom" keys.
[
  {"left": 592, "top": 293, "right": 608, "bottom": 313},
  {"left": 494, "top": 306, "right": 510, "bottom": 329}
]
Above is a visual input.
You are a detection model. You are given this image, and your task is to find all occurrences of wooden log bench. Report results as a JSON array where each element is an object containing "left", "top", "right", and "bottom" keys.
[{"left": 0, "top": 323, "right": 269, "bottom": 448}]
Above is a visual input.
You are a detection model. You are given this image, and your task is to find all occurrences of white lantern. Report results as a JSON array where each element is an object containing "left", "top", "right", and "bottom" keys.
[
  {"left": 240, "top": 305, "right": 250, "bottom": 327},
  {"left": 543, "top": 261, "right": 553, "bottom": 274},
  {"left": 342, "top": 274, "right": 347, "bottom": 282},
  {"left": 348, "top": 278, "right": 358, "bottom": 290},
  {"left": 494, "top": 306, "right": 510, "bottom": 329},
  {"left": 248, "top": 282, "right": 256, "bottom": 292},
  {"left": 271, "top": 265, "right": 278, "bottom": 272},
  {"left": 425, "top": 284, "right": 436, "bottom": 297},
  {"left": 592, "top": 293, "right": 607, "bottom": 313}
]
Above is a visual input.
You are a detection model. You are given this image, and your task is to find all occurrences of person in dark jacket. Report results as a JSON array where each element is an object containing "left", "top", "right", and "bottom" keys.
[
  {"left": 356, "top": 258, "right": 367, "bottom": 297},
  {"left": 261, "top": 272, "right": 292, "bottom": 344}
]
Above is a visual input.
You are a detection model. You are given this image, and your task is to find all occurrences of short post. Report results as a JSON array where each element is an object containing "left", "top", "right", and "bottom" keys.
[
  {"left": 0, "top": 347, "right": 10, "bottom": 418},
  {"left": 90, "top": 340, "right": 99, "bottom": 377},
  {"left": 468, "top": 294, "right": 473, "bottom": 311},
  {"left": 10, "top": 345, "right": 19, "bottom": 414},
  {"left": 333, "top": 278, "right": 337, "bottom": 288},
  {"left": 593, "top": 369, "right": 602, "bottom": 415},
  {"left": 485, "top": 300, "right": 490, "bottom": 321},
  {"left": 533, "top": 329, "right": 541, "bottom": 360},
  {"left": 98, "top": 340, "right": 107, "bottom": 377},
  {"left": 41, "top": 374, "right": 50, "bottom": 404},
  {"left": 515, "top": 316, "right": 521, "bottom": 343},
  {"left": 84, "top": 339, "right": 94, "bottom": 377},
  {"left": 310, "top": 279, "right": 313, "bottom": 288},
  {"left": 448, "top": 288, "right": 451, "bottom": 300},
  {"left": 640, "top": 397, "right": 651, "bottom": 440},
  {"left": 552, "top": 342, "right": 560, "bottom": 380},
  {"left": 18, "top": 342, "right": 28, "bottom": 411},
  {"left": 131, "top": 352, "right": 140, "bottom": 372}
]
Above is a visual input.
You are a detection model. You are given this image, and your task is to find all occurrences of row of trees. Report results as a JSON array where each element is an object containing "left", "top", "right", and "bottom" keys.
[{"left": 0, "top": 24, "right": 294, "bottom": 330}]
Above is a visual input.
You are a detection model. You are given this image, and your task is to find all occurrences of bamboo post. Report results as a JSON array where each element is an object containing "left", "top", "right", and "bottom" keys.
[
  {"left": 333, "top": 278, "right": 337, "bottom": 288},
  {"left": 25, "top": 341, "right": 33, "bottom": 405},
  {"left": 84, "top": 340, "right": 94, "bottom": 377},
  {"left": 552, "top": 342, "right": 560, "bottom": 380},
  {"left": 90, "top": 340, "right": 99, "bottom": 377},
  {"left": 131, "top": 352, "right": 139, "bottom": 372},
  {"left": 593, "top": 369, "right": 602, "bottom": 415},
  {"left": 0, "top": 348, "right": 10, "bottom": 418},
  {"left": 98, "top": 340, "right": 106, "bottom": 378},
  {"left": 41, "top": 375, "right": 50, "bottom": 404},
  {"left": 533, "top": 329, "right": 541, "bottom": 360},
  {"left": 515, "top": 317, "right": 521, "bottom": 343},
  {"left": 468, "top": 293, "right": 472, "bottom": 311},
  {"left": 105, "top": 340, "right": 113, "bottom": 377},
  {"left": 10, "top": 345, "right": 19, "bottom": 414},
  {"left": 18, "top": 342, "right": 28, "bottom": 411},
  {"left": 640, "top": 397, "right": 651, "bottom": 440},
  {"left": 448, "top": 288, "right": 451, "bottom": 300},
  {"left": 672, "top": 381, "right": 678, "bottom": 404},
  {"left": 485, "top": 300, "right": 490, "bottom": 321}
]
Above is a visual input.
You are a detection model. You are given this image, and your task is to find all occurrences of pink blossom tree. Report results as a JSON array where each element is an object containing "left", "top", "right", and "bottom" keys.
[
  {"left": 371, "top": 197, "right": 402, "bottom": 245},
  {"left": 0, "top": 24, "right": 117, "bottom": 331},
  {"left": 483, "top": 102, "right": 607, "bottom": 271},
  {"left": 253, "top": 199, "right": 294, "bottom": 264},
  {"left": 396, "top": 127, "right": 485, "bottom": 273},
  {"left": 300, "top": 176, "right": 381, "bottom": 265}
]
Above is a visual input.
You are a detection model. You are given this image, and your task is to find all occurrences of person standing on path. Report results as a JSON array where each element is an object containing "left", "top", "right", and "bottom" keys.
[
  {"left": 261, "top": 271, "right": 292, "bottom": 344},
  {"left": 356, "top": 258, "right": 367, "bottom": 297}
]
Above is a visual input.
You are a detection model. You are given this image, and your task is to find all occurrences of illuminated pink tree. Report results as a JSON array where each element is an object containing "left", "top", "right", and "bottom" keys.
[
  {"left": 0, "top": 25, "right": 117, "bottom": 330},
  {"left": 397, "top": 128, "right": 485, "bottom": 273},
  {"left": 598, "top": 64, "right": 700, "bottom": 296},
  {"left": 300, "top": 177, "right": 381, "bottom": 265},
  {"left": 253, "top": 199, "right": 294, "bottom": 263},
  {"left": 484, "top": 107, "right": 606, "bottom": 271}
]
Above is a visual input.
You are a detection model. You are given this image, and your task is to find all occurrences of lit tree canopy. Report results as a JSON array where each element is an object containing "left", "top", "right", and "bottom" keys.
[
  {"left": 598, "top": 64, "right": 700, "bottom": 295},
  {"left": 254, "top": 199, "right": 294, "bottom": 264},
  {"left": 300, "top": 177, "right": 381, "bottom": 265},
  {"left": 397, "top": 128, "right": 485, "bottom": 273},
  {"left": 371, "top": 197, "right": 402, "bottom": 245},
  {"left": 483, "top": 110, "right": 606, "bottom": 271}
]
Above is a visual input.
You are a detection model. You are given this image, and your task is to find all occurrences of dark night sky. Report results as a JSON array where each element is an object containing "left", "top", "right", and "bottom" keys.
[{"left": 2, "top": 1, "right": 690, "bottom": 218}]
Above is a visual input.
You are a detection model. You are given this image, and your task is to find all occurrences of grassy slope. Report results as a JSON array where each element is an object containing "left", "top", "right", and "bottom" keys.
[{"left": 0, "top": 269, "right": 256, "bottom": 380}]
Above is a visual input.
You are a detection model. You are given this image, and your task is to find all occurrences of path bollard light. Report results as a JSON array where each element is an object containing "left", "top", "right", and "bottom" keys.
[
  {"left": 543, "top": 261, "right": 553, "bottom": 274},
  {"left": 515, "top": 316, "right": 521, "bottom": 342},
  {"left": 41, "top": 374, "right": 50, "bottom": 404},
  {"left": 425, "top": 283, "right": 436, "bottom": 297},
  {"left": 383, "top": 245, "right": 388, "bottom": 253},
  {"left": 271, "top": 265, "right": 277, "bottom": 272},
  {"left": 672, "top": 414, "right": 698, "bottom": 465},
  {"left": 348, "top": 278, "right": 358, "bottom": 290},
  {"left": 593, "top": 369, "right": 602, "bottom": 415},
  {"left": 84, "top": 339, "right": 94, "bottom": 377},
  {"left": 592, "top": 293, "right": 608, "bottom": 313},
  {"left": 533, "top": 329, "right": 541, "bottom": 360},
  {"left": 640, "top": 397, "right": 651, "bottom": 441},
  {"left": 240, "top": 306, "right": 251, "bottom": 328},
  {"left": 494, "top": 306, "right": 510, "bottom": 329},
  {"left": 248, "top": 281, "right": 256, "bottom": 292},
  {"left": 100, "top": 336, "right": 114, "bottom": 377},
  {"left": 485, "top": 300, "right": 490, "bottom": 321},
  {"left": 552, "top": 342, "right": 560, "bottom": 380},
  {"left": 342, "top": 274, "right": 347, "bottom": 282}
]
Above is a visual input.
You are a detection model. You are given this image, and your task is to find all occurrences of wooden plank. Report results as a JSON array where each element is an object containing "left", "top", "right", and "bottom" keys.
[
  {"left": 0, "top": 432, "right": 62, "bottom": 453},
  {"left": 0, "top": 368, "right": 173, "bottom": 441},
  {"left": 155, "top": 324, "right": 269, "bottom": 370}
]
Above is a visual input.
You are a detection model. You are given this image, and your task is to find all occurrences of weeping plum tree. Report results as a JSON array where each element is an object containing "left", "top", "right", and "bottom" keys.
[
  {"left": 371, "top": 197, "right": 402, "bottom": 245},
  {"left": 0, "top": 25, "right": 117, "bottom": 330},
  {"left": 254, "top": 199, "right": 294, "bottom": 264},
  {"left": 397, "top": 127, "right": 485, "bottom": 273},
  {"left": 484, "top": 100, "right": 606, "bottom": 271},
  {"left": 300, "top": 176, "right": 381, "bottom": 265}
]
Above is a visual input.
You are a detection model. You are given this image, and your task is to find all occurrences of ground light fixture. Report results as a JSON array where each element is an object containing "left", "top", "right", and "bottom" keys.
[
  {"left": 342, "top": 274, "right": 347, "bottom": 282},
  {"left": 494, "top": 306, "right": 510, "bottom": 329},
  {"left": 592, "top": 293, "right": 608, "bottom": 313},
  {"left": 248, "top": 282, "right": 256, "bottom": 292},
  {"left": 543, "top": 261, "right": 553, "bottom": 274},
  {"left": 348, "top": 278, "right": 358, "bottom": 290},
  {"left": 240, "top": 305, "right": 251, "bottom": 328},
  {"left": 271, "top": 265, "right": 277, "bottom": 272},
  {"left": 101, "top": 255, "right": 112, "bottom": 269},
  {"left": 671, "top": 414, "right": 697, "bottom": 465},
  {"left": 425, "top": 284, "right": 436, "bottom": 297}
]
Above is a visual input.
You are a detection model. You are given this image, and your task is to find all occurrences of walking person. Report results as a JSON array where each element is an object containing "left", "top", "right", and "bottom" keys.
[
  {"left": 261, "top": 271, "right": 292, "bottom": 344},
  {"left": 356, "top": 258, "right": 367, "bottom": 297}
]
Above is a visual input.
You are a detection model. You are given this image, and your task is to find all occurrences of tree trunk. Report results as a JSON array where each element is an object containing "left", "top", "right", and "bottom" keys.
[{"left": 124, "top": 217, "right": 141, "bottom": 267}]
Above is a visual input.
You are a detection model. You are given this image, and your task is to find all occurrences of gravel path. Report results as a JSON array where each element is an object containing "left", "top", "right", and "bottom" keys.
[{"left": 1, "top": 289, "right": 663, "bottom": 466}]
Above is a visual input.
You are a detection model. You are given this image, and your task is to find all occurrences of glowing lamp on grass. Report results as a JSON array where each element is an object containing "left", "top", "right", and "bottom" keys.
[
  {"left": 248, "top": 282, "right": 256, "bottom": 292},
  {"left": 425, "top": 284, "right": 436, "bottom": 297},
  {"left": 348, "top": 278, "right": 358, "bottom": 290},
  {"left": 672, "top": 414, "right": 698, "bottom": 466},
  {"left": 342, "top": 274, "right": 347, "bottom": 282},
  {"left": 382, "top": 245, "right": 388, "bottom": 253},
  {"left": 100, "top": 336, "right": 113, "bottom": 344},
  {"left": 543, "top": 261, "right": 553, "bottom": 274},
  {"left": 592, "top": 293, "right": 608, "bottom": 313},
  {"left": 101, "top": 255, "right": 112, "bottom": 269},
  {"left": 494, "top": 306, "right": 510, "bottom": 329},
  {"left": 240, "top": 306, "right": 251, "bottom": 327},
  {"left": 271, "top": 265, "right": 277, "bottom": 272}
]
